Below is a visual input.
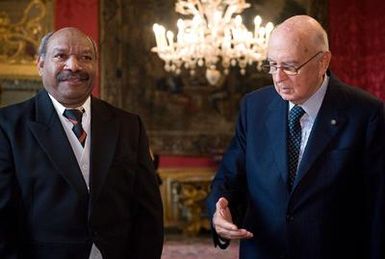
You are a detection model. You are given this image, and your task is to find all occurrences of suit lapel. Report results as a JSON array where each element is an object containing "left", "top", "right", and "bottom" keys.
[
  {"left": 265, "top": 97, "right": 289, "bottom": 185},
  {"left": 89, "top": 98, "right": 119, "bottom": 202},
  {"left": 292, "top": 80, "right": 346, "bottom": 191},
  {"left": 27, "top": 90, "right": 89, "bottom": 200}
]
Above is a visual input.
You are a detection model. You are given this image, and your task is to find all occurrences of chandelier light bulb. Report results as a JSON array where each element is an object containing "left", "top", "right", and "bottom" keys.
[{"left": 254, "top": 15, "right": 262, "bottom": 27}]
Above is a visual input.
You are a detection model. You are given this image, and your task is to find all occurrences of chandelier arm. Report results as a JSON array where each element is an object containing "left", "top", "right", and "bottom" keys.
[
  {"left": 188, "top": 2, "right": 202, "bottom": 17},
  {"left": 231, "top": 0, "right": 250, "bottom": 14},
  {"left": 176, "top": 1, "right": 201, "bottom": 17},
  {"left": 223, "top": 5, "right": 238, "bottom": 23},
  {"left": 195, "top": 0, "right": 205, "bottom": 16},
  {"left": 211, "top": 0, "right": 223, "bottom": 17},
  {"left": 176, "top": 1, "right": 193, "bottom": 15},
  {"left": 212, "top": 0, "right": 222, "bottom": 7}
]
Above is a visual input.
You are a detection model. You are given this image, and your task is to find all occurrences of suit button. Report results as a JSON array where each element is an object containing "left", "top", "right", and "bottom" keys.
[{"left": 286, "top": 214, "right": 294, "bottom": 222}]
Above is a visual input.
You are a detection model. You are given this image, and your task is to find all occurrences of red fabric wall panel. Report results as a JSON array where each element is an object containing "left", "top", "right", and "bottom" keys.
[
  {"left": 329, "top": 0, "right": 385, "bottom": 100},
  {"left": 159, "top": 155, "right": 217, "bottom": 168}
]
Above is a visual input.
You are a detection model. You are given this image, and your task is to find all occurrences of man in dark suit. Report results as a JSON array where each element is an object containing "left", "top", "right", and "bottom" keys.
[
  {"left": 0, "top": 27, "right": 163, "bottom": 259},
  {"left": 206, "top": 15, "right": 385, "bottom": 259}
]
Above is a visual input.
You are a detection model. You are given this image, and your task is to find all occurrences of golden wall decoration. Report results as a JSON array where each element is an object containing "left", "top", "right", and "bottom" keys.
[
  {"left": 158, "top": 167, "right": 214, "bottom": 235},
  {"left": 0, "top": 0, "right": 52, "bottom": 79}
]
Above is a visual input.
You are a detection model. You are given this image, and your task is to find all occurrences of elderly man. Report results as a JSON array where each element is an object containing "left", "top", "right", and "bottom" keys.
[
  {"left": 0, "top": 27, "right": 163, "bottom": 259},
  {"left": 207, "top": 15, "right": 385, "bottom": 259}
]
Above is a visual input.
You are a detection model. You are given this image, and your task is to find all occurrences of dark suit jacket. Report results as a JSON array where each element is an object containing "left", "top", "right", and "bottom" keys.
[
  {"left": 0, "top": 89, "right": 164, "bottom": 259},
  {"left": 206, "top": 74, "right": 385, "bottom": 259}
]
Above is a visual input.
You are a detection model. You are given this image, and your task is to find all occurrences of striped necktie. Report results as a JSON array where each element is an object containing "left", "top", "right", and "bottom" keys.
[
  {"left": 63, "top": 108, "right": 87, "bottom": 147},
  {"left": 287, "top": 105, "right": 305, "bottom": 190}
]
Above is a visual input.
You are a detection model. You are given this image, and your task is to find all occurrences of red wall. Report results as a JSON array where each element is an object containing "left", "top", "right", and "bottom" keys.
[
  {"left": 159, "top": 155, "right": 217, "bottom": 168},
  {"left": 329, "top": 0, "right": 385, "bottom": 100}
]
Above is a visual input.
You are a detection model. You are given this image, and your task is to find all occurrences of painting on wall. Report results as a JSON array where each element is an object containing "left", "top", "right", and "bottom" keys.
[
  {"left": 0, "top": 0, "right": 53, "bottom": 80},
  {"left": 101, "top": 0, "right": 327, "bottom": 155},
  {"left": 0, "top": 0, "right": 53, "bottom": 107}
]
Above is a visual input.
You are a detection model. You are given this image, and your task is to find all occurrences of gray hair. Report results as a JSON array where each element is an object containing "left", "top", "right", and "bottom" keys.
[{"left": 37, "top": 31, "right": 54, "bottom": 59}]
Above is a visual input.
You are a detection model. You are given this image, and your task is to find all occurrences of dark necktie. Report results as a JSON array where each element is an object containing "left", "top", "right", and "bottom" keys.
[
  {"left": 288, "top": 105, "right": 305, "bottom": 190},
  {"left": 63, "top": 108, "right": 87, "bottom": 147}
]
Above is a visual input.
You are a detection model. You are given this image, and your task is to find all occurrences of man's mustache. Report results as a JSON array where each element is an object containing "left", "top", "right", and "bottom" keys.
[{"left": 57, "top": 71, "right": 90, "bottom": 81}]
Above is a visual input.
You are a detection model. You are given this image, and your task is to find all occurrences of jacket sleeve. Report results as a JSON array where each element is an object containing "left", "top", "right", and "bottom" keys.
[
  {"left": 206, "top": 96, "right": 249, "bottom": 249},
  {"left": 0, "top": 122, "right": 19, "bottom": 259},
  {"left": 130, "top": 116, "right": 164, "bottom": 259}
]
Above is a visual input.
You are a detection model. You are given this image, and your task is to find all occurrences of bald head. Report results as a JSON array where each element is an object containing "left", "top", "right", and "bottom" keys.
[
  {"left": 266, "top": 15, "right": 332, "bottom": 104},
  {"left": 269, "top": 15, "right": 329, "bottom": 55}
]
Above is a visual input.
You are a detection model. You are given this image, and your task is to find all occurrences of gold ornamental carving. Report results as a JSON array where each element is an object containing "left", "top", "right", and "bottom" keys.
[
  {"left": 177, "top": 178, "right": 211, "bottom": 236},
  {"left": 0, "top": 0, "right": 50, "bottom": 79},
  {"left": 158, "top": 167, "right": 214, "bottom": 236}
]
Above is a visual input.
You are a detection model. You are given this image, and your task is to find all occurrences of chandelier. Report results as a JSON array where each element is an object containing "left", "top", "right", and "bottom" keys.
[{"left": 152, "top": 0, "right": 274, "bottom": 86}]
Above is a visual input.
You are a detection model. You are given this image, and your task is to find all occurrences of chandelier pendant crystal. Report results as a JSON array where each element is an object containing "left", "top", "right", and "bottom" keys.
[{"left": 152, "top": 0, "right": 274, "bottom": 86}]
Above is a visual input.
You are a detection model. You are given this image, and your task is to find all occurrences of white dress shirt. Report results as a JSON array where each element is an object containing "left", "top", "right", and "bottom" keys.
[
  {"left": 288, "top": 75, "right": 329, "bottom": 168},
  {"left": 49, "top": 95, "right": 102, "bottom": 259}
]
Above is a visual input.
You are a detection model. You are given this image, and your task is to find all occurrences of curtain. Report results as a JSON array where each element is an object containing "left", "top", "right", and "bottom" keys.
[{"left": 329, "top": 0, "right": 385, "bottom": 100}]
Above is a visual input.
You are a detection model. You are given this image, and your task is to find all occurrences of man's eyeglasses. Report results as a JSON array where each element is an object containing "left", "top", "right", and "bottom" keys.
[{"left": 262, "top": 51, "right": 323, "bottom": 76}]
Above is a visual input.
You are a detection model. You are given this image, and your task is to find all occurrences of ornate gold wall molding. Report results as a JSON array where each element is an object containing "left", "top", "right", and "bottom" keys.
[{"left": 0, "top": 0, "right": 53, "bottom": 79}]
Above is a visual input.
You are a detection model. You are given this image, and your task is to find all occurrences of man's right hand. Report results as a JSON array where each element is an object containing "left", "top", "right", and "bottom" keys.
[{"left": 213, "top": 197, "right": 253, "bottom": 240}]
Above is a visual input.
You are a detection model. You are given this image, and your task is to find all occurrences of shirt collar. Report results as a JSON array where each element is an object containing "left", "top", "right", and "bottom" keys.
[
  {"left": 48, "top": 94, "right": 91, "bottom": 118},
  {"left": 289, "top": 75, "right": 329, "bottom": 120}
]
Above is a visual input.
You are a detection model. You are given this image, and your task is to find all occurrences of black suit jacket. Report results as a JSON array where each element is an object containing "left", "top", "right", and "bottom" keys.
[
  {"left": 206, "top": 74, "right": 385, "bottom": 259},
  {"left": 0, "top": 89, "right": 164, "bottom": 259}
]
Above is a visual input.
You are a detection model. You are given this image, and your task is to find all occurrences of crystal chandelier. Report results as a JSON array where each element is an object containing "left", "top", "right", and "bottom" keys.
[{"left": 152, "top": 0, "right": 274, "bottom": 86}]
